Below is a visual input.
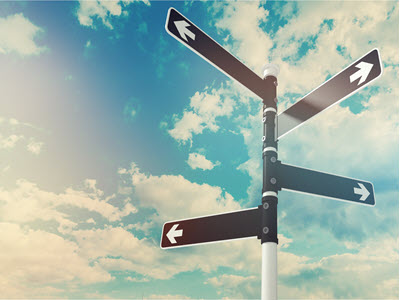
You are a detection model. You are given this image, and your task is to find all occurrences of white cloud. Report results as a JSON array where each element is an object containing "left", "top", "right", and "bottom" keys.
[
  {"left": 73, "top": 226, "right": 159, "bottom": 265},
  {"left": 0, "top": 223, "right": 111, "bottom": 298},
  {"left": 27, "top": 140, "right": 43, "bottom": 155},
  {"left": 121, "top": 162, "right": 240, "bottom": 223},
  {"left": 0, "top": 161, "right": 396, "bottom": 298},
  {"left": 0, "top": 178, "right": 137, "bottom": 233},
  {"left": 279, "top": 236, "right": 399, "bottom": 299},
  {"left": 213, "top": 1, "right": 274, "bottom": 72},
  {"left": 126, "top": 220, "right": 154, "bottom": 234},
  {"left": 168, "top": 85, "right": 235, "bottom": 144},
  {"left": 274, "top": 1, "right": 397, "bottom": 100},
  {"left": 205, "top": 274, "right": 258, "bottom": 298},
  {"left": 86, "top": 217, "right": 96, "bottom": 224},
  {"left": 125, "top": 276, "right": 149, "bottom": 282},
  {"left": 146, "top": 294, "right": 191, "bottom": 299},
  {"left": 187, "top": 152, "right": 220, "bottom": 170},
  {"left": 168, "top": 111, "right": 204, "bottom": 143},
  {"left": 0, "top": 13, "right": 47, "bottom": 56},
  {"left": 76, "top": 0, "right": 150, "bottom": 29},
  {"left": 0, "top": 117, "right": 46, "bottom": 155},
  {"left": 0, "top": 134, "right": 23, "bottom": 149}
]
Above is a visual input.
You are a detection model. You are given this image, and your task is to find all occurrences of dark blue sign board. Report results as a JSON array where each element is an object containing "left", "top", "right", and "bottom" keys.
[
  {"left": 276, "top": 162, "right": 375, "bottom": 206},
  {"left": 165, "top": 8, "right": 269, "bottom": 100},
  {"left": 161, "top": 207, "right": 261, "bottom": 249},
  {"left": 277, "top": 49, "right": 382, "bottom": 138}
]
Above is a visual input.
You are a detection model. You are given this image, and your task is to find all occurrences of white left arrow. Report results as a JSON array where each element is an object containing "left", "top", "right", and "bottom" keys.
[
  {"left": 174, "top": 20, "right": 195, "bottom": 42},
  {"left": 354, "top": 183, "right": 370, "bottom": 201},
  {"left": 166, "top": 224, "right": 183, "bottom": 244},
  {"left": 349, "top": 61, "right": 373, "bottom": 85}
]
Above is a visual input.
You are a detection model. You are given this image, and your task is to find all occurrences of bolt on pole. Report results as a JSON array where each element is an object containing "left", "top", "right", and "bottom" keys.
[{"left": 261, "top": 63, "right": 279, "bottom": 300}]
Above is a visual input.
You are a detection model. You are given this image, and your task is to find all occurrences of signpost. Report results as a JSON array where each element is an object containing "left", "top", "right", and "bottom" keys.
[{"left": 162, "top": 7, "right": 381, "bottom": 300}]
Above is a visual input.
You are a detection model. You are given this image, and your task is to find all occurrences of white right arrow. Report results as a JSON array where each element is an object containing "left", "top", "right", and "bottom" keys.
[
  {"left": 174, "top": 20, "right": 196, "bottom": 42},
  {"left": 354, "top": 183, "right": 370, "bottom": 201},
  {"left": 166, "top": 224, "right": 183, "bottom": 244},
  {"left": 349, "top": 61, "right": 373, "bottom": 85}
]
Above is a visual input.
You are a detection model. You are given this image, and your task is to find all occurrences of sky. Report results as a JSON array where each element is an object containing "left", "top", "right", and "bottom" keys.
[{"left": 0, "top": 0, "right": 398, "bottom": 299}]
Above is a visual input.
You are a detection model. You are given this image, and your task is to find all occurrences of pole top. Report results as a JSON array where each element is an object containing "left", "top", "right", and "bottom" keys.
[{"left": 262, "top": 63, "right": 279, "bottom": 79}]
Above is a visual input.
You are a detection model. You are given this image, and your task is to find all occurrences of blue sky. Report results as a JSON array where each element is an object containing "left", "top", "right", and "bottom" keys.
[{"left": 0, "top": 1, "right": 398, "bottom": 299}]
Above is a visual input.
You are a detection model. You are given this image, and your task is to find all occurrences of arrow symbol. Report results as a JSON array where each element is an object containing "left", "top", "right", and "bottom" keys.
[
  {"left": 166, "top": 224, "right": 183, "bottom": 244},
  {"left": 349, "top": 61, "right": 373, "bottom": 85},
  {"left": 174, "top": 20, "right": 195, "bottom": 42},
  {"left": 354, "top": 183, "right": 370, "bottom": 201}
]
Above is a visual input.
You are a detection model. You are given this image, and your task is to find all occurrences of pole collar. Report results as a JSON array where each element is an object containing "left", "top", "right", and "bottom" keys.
[{"left": 262, "top": 63, "right": 280, "bottom": 79}]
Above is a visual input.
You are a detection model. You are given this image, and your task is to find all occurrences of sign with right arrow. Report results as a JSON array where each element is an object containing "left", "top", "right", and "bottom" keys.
[
  {"left": 277, "top": 49, "right": 382, "bottom": 139},
  {"left": 276, "top": 162, "right": 375, "bottom": 206}
]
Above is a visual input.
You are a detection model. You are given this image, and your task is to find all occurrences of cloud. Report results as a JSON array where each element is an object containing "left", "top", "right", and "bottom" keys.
[
  {"left": 0, "top": 117, "right": 46, "bottom": 155},
  {"left": 73, "top": 226, "right": 159, "bottom": 266},
  {"left": 120, "top": 162, "right": 240, "bottom": 223},
  {"left": 187, "top": 152, "right": 220, "bottom": 170},
  {"left": 0, "top": 178, "right": 137, "bottom": 234},
  {"left": 125, "top": 276, "right": 149, "bottom": 282},
  {"left": 0, "top": 223, "right": 112, "bottom": 298},
  {"left": 279, "top": 236, "right": 399, "bottom": 299},
  {"left": 0, "top": 13, "right": 47, "bottom": 56},
  {"left": 76, "top": 0, "right": 150, "bottom": 29},
  {"left": 167, "top": 84, "right": 236, "bottom": 144},
  {"left": 271, "top": 1, "right": 398, "bottom": 100},
  {"left": 0, "top": 134, "right": 23, "bottom": 149},
  {"left": 212, "top": 1, "right": 274, "bottom": 72},
  {"left": 205, "top": 274, "right": 258, "bottom": 298},
  {"left": 123, "top": 97, "right": 141, "bottom": 122},
  {"left": 146, "top": 294, "right": 191, "bottom": 299},
  {"left": 27, "top": 140, "right": 43, "bottom": 155},
  {"left": 0, "top": 160, "right": 397, "bottom": 298}
]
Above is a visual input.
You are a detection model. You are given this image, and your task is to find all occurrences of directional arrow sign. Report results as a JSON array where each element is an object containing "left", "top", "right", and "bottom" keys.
[
  {"left": 277, "top": 48, "right": 382, "bottom": 139},
  {"left": 276, "top": 162, "right": 375, "bottom": 206},
  {"left": 161, "top": 207, "right": 261, "bottom": 249},
  {"left": 165, "top": 8, "right": 268, "bottom": 100}
]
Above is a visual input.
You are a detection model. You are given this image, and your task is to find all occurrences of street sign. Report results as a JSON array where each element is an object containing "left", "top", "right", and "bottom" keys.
[
  {"left": 277, "top": 48, "right": 382, "bottom": 139},
  {"left": 163, "top": 8, "right": 380, "bottom": 300},
  {"left": 161, "top": 207, "right": 261, "bottom": 248},
  {"left": 165, "top": 8, "right": 268, "bottom": 100},
  {"left": 276, "top": 162, "right": 375, "bottom": 205}
]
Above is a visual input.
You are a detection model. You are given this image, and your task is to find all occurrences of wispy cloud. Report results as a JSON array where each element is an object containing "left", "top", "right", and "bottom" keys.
[
  {"left": 76, "top": 0, "right": 150, "bottom": 30},
  {"left": 187, "top": 152, "right": 220, "bottom": 170},
  {"left": 0, "top": 117, "right": 45, "bottom": 155},
  {"left": 0, "top": 134, "right": 23, "bottom": 149},
  {"left": 27, "top": 140, "right": 43, "bottom": 155}
]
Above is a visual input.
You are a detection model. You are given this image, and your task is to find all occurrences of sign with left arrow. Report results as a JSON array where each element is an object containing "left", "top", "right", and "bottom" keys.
[
  {"left": 161, "top": 207, "right": 261, "bottom": 249},
  {"left": 276, "top": 162, "right": 375, "bottom": 206},
  {"left": 165, "top": 7, "right": 269, "bottom": 100}
]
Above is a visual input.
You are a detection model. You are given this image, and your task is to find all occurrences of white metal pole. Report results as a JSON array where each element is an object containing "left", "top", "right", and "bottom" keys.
[{"left": 261, "top": 242, "right": 277, "bottom": 300}]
